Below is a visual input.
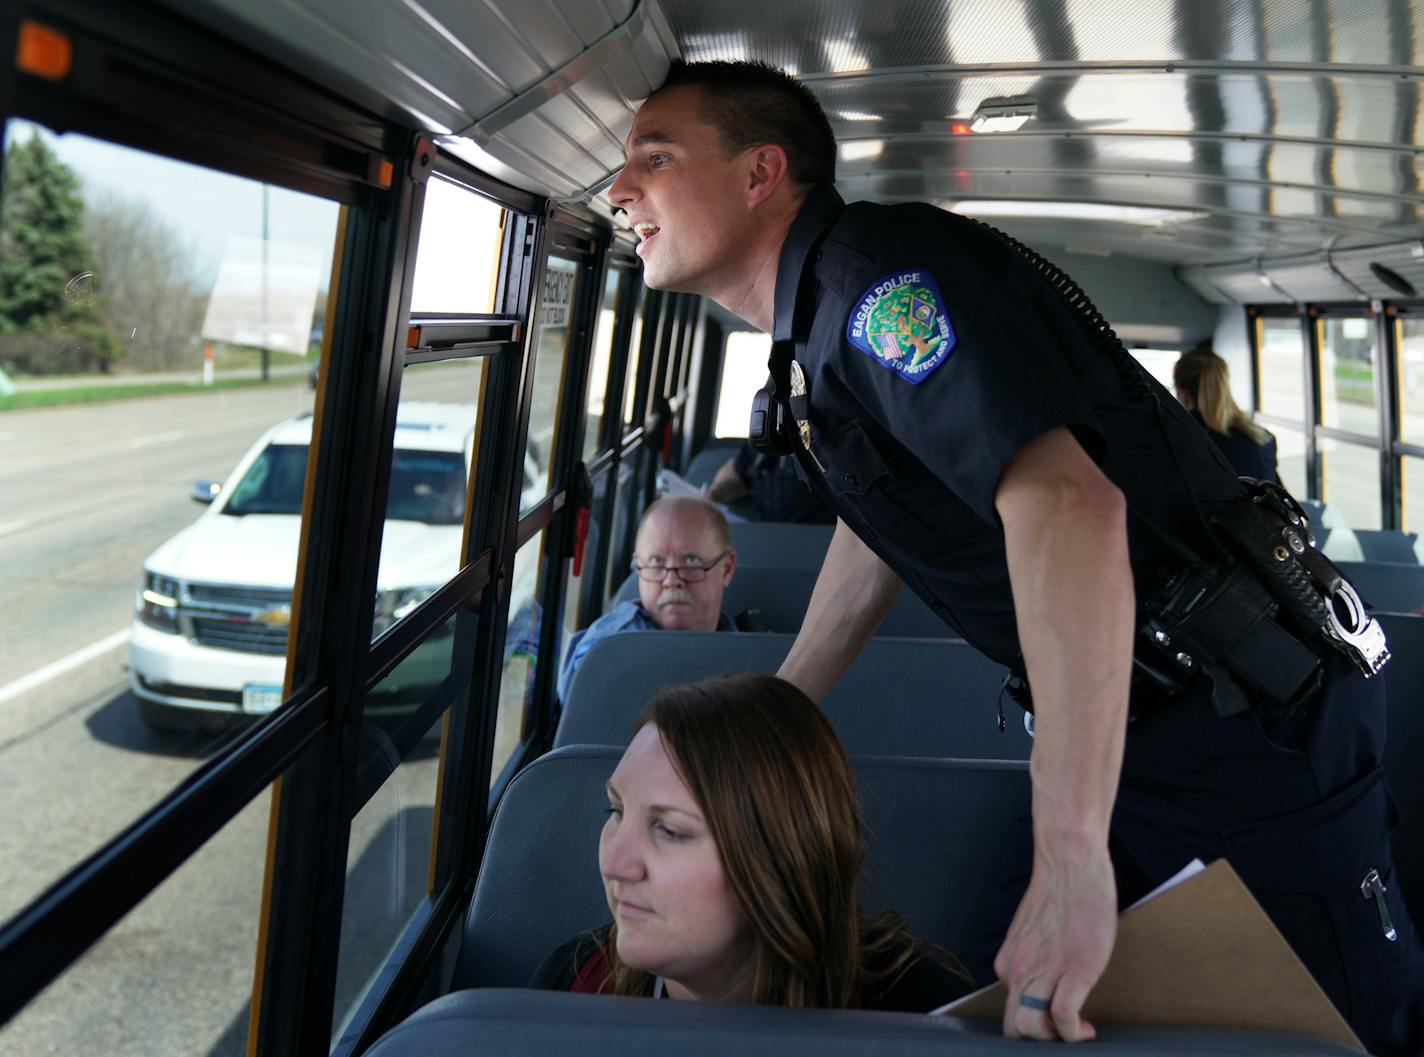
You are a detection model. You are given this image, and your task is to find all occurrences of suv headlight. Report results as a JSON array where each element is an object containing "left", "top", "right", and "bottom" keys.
[
  {"left": 371, "top": 585, "right": 440, "bottom": 639},
  {"left": 137, "top": 571, "right": 180, "bottom": 633}
]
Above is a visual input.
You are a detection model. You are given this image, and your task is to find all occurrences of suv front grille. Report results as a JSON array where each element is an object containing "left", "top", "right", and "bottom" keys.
[
  {"left": 183, "top": 581, "right": 293, "bottom": 656},
  {"left": 188, "top": 584, "right": 293, "bottom": 609},
  {"left": 191, "top": 617, "right": 289, "bottom": 656}
]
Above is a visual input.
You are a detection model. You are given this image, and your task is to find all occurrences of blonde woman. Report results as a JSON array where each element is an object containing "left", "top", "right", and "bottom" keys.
[{"left": 1173, "top": 349, "right": 1279, "bottom": 482}]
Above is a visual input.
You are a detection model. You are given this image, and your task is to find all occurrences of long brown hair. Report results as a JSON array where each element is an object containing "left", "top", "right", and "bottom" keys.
[
  {"left": 1174, "top": 348, "right": 1268, "bottom": 444},
  {"left": 601, "top": 674, "right": 955, "bottom": 1006}
]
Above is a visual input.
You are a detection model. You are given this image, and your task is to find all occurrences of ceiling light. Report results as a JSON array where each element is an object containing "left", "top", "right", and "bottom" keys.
[
  {"left": 946, "top": 200, "right": 1207, "bottom": 226},
  {"left": 839, "top": 140, "right": 884, "bottom": 162},
  {"left": 836, "top": 110, "right": 882, "bottom": 122},
  {"left": 969, "top": 95, "right": 1036, "bottom": 133}
]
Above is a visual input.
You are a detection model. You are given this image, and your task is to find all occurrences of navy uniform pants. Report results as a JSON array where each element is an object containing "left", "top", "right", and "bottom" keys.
[{"left": 972, "top": 652, "right": 1424, "bottom": 1055}]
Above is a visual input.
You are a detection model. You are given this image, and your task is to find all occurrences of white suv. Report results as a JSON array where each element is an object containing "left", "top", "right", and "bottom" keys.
[{"left": 129, "top": 403, "right": 492, "bottom": 731}]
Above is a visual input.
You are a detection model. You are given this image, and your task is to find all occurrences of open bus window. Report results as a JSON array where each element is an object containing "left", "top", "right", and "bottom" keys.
[{"left": 409, "top": 175, "right": 504, "bottom": 314}]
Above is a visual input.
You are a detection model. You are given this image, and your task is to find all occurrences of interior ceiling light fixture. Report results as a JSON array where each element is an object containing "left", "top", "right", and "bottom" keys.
[
  {"left": 946, "top": 200, "right": 1208, "bottom": 227},
  {"left": 969, "top": 95, "right": 1036, "bottom": 133}
]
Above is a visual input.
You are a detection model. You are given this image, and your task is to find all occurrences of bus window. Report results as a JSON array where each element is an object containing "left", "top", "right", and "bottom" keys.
[
  {"left": 0, "top": 114, "right": 338, "bottom": 956},
  {"left": 493, "top": 529, "right": 549, "bottom": 783},
  {"left": 1403, "top": 457, "right": 1424, "bottom": 534},
  {"left": 713, "top": 330, "right": 771, "bottom": 437},
  {"left": 1318, "top": 316, "right": 1378, "bottom": 437},
  {"left": 409, "top": 176, "right": 504, "bottom": 314},
  {"left": 621, "top": 286, "right": 649, "bottom": 433},
  {"left": 522, "top": 257, "right": 579, "bottom": 511},
  {"left": 581, "top": 267, "right": 625, "bottom": 461},
  {"left": 1319, "top": 435, "right": 1383, "bottom": 530},
  {"left": 1128, "top": 348, "right": 1179, "bottom": 391},
  {"left": 371, "top": 359, "right": 486, "bottom": 642},
  {"left": 1, "top": 787, "right": 273, "bottom": 1054},
  {"left": 1401, "top": 316, "right": 1424, "bottom": 449},
  {"left": 332, "top": 675, "right": 453, "bottom": 1041},
  {"left": 1273, "top": 423, "right": 1310, "bottom": 502},
  {"left": 1257, "top": 316, "right": 1308, "bottom": 421}
]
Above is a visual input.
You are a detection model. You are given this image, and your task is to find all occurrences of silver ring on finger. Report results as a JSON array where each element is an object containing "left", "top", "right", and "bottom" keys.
[{"left": 1018, "top": 994, "right": 1051, "bottom": 1012}]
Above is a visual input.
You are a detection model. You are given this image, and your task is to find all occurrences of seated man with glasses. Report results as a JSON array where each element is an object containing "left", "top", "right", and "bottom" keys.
[{"left": 557, "top": 497, "right": 738, "bottom": 702}]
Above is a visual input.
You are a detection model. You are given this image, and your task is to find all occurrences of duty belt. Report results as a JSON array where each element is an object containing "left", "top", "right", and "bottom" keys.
[{"left": 1003, "top": 478, "right": 1390, "bottom": 721}]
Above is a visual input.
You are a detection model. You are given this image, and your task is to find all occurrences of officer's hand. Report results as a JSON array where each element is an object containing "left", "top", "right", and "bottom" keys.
[{"left": 994, "top": 842, "right": 1116, "bottom": 1042}]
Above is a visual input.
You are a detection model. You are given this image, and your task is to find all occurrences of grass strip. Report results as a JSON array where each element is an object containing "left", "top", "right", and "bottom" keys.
[{"left": 0, "top": 376, "right": 305, "bottom": 412}]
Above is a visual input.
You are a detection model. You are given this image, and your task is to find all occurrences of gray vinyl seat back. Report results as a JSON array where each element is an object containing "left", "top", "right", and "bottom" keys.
[
  {"left": 610, "top": 565, "right": 947, "bottom": 637},
  {"left": 683, "top": 442, "right": 743, "bottom": 487},
  {"left": 451, "top": 746, "right": 1032, "bottom": 992},
  {"left": 1337, "top": 560, "right": 1424, "bottom": 613},
  {"left": 555, "top": 631, "right": 1027, "bottom": 759},
  {"left": 1319, "top": 528, "right": 1424, "bottom": 564},
  {"left": 367, "top": 990, "right": 1363, "bottom": 1057},
  {"left": 1379, "top": 613, "right": 1424, "bottom": 923},
  {"left": 728, "top": 521, "right": 835, "bottom": 568}
]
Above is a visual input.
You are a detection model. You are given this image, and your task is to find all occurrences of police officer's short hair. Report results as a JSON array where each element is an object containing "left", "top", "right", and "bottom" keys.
[{"left": 659, "top": 60, "right": 836, "bottom": 189}]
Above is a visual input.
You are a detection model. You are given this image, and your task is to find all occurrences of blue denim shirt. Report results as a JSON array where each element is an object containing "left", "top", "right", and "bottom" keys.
[{"left": 557, "top": 600, "right": 736, "bottom": 703}]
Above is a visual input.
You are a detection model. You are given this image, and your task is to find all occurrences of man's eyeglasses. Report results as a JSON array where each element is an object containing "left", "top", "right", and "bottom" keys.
[{"left": 630, "top": 550, "right": 730, "bottom": 583}]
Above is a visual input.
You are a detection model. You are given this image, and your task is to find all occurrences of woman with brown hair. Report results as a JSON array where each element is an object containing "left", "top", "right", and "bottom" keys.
[
  {"left": 531, "top": 673, "right": 969, "bottom": 1010},
  {"left": 1173, "top": 348, "right": 1280, "bottom": 483}
]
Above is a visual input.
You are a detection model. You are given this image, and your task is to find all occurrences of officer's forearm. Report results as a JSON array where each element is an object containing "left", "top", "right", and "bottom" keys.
[
  {"left": 996, "top": 432, "right": 1134, "bottom": 854},
  {"left": 777, "top": 518, "right": 902, "bottom": 703}
]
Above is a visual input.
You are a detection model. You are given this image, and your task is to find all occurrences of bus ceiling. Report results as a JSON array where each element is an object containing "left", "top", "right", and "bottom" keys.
[{"left": 154, "top": 0, "right": 1424, "bottom": 305}]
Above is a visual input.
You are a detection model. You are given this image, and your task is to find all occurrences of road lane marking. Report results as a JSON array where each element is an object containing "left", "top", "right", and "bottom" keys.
[
  {"left": 0, "top": 629, "right": 130, "bottom": 706},
  {"left": 126, "top": 430, "right": 187, "bottom": 449}
]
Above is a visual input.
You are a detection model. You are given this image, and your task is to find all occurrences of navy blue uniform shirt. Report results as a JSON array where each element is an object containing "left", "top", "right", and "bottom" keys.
[{"left": 775, "top": 187, "right": 1249, "bottom": 667}]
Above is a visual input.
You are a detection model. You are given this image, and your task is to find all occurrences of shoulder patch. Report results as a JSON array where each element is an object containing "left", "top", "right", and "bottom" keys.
[{"left": 845, "top": 269, "right": 955, "bottom": 383}]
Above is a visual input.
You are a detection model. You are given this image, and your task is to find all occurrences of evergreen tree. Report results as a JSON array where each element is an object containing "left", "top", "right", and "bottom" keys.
[{"left": 0, "top": 130, "right": 115, "bottom": 373}]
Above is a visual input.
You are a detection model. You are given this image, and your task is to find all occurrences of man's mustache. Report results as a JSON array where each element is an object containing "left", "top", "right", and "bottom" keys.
[{"left": 657, "top": 588, "right": 694, "bottom": 607}]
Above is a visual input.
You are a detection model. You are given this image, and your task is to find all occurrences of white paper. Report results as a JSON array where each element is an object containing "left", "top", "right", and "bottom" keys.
[
  {"left": 654, "top": 469, "right": 747, "bottom": 522},
  {"left": 928, "top": 858, "right": 1207, "bottom": 1017}
]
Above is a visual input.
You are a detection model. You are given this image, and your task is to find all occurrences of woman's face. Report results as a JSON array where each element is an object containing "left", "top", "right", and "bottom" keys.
[{"left": 599, "top": 724, "right": 755, "bottom": 1000}]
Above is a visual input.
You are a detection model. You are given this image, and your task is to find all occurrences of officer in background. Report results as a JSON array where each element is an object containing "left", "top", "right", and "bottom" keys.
[
  {"left": 607, "top": 60, "right": 1422, "bottom": 1052},
  {"left": 706, "top": 442, "right": 835, "bottom": 524}
]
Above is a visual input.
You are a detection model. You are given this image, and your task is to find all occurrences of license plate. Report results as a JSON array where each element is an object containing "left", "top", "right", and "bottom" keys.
[{"left": 242, "top": 684, "right": 283, "bottom": 715}]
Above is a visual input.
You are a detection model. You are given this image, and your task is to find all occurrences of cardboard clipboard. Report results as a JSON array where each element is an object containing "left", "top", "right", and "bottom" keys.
[{"left": 936, "top": 859, "right": 1363, "bottom": 1051}]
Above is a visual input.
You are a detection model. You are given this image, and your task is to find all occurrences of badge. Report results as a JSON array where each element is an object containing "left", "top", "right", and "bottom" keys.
[
  {"left": 845, "top": 269, "right": 955, "bottom": 383},
  {"left": 788, "top": 361, "right": 826, "bottom": 473}
]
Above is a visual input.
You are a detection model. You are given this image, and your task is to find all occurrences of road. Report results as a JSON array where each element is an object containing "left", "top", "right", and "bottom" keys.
[{"left": 0, "top": 372, "right": 482, "bottom": 1056}]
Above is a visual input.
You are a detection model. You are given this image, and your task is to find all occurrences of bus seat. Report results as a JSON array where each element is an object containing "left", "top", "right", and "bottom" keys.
[
  {"left": 1379, "top": 613, "right": 1424, "bottom": 924},
  {"left": 555, "top": 631, "right": 1026, "bottom": 758},
  {"left": 365, "top": 989, "right": 1362, "bottom": 1057},
  {"left": 728, "top": 520, "right": 835, "bottom": 568},
  {"left": 1352, "top": 529, "right": 1423, "bottom": 564},
  {"left": 1315, "top": 527, "right": 1364, "bottom": 562},
  {"left": 450, "top": 746, "right": 1032, "bottom": 992},
  {"left": 683, "top": 443, "right": 742, "bottom": 487},
  {"left": 610, "top": 566, "right": 948, "bottom": 637},
  {"left": 1319, "top": 527, "right": 1424, "bottom": 564},
  {"left": 1336, "top": 561, "right": 1424, "bottom": 613}
]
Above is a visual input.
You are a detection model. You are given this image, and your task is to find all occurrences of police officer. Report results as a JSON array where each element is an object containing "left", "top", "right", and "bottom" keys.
[{"left": 607, "top": 60, "right": 1423, "bottom": 1052}]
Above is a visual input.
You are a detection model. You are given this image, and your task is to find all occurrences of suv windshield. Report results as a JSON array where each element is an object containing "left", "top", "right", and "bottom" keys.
[
  {"left": 223, "top": 444, "right": 466, "bottom": 524},
  {"left": 223, "top": 444, "right": 308, "bottom": 516}
]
